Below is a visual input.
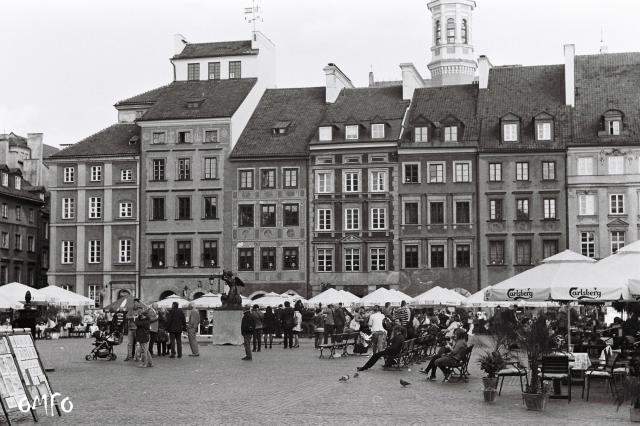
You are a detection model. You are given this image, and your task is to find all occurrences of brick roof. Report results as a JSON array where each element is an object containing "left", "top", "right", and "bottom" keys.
[
  {"left": 231, "top": 87, "right": 326, "bottom": 159},
  {"left": 572, "top": 52, "right": 640, "bottom": 145},
  {"left": 478, "top": 64, "right": 572, "bottom": 152},
  {"left": 0, "top": 167, "right": 42, "bottom": 203},
  {"left": 402, "top": 84, "right": 479, "bottom": 146},
  {"left": 42, "top": 144, "right": 59, "bottom": 158},
  {"left": 50, "top": 124, "right": 140, "bottom": 158},
  {"left": 172, "top": 40, "right": 258, "bottom": 60},
  {"left": 137, "top": 79, "right": 257, "bottom": 121},
  {"left": 115, "top": 85, "right": 171, "bottom": 106}
]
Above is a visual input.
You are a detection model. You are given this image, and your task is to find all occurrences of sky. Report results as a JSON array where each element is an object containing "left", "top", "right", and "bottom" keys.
[{"left": 1, "top": 0, "right": 639, "bottom": 148}]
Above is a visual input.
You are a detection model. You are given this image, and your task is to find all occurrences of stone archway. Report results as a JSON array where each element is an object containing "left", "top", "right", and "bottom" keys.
[
  {"left": 159, "top": 290, "right": 176, "bottom": 300},
  {"left": 249, "top": 291, "right": 267, "bottom": 300},
  {"left": 193, "top": 291, "right": 205, "bottom": 300}
]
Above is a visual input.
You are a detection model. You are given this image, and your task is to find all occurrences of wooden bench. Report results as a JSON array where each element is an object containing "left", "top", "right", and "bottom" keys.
[
  {"left": 384, "top": 338, "right": 416, "bottom": 370},
  {"left": 318, "top": 332, "right": 359, "bottom": 359},
  {"left": 448, "top": 344, "right": 474, "bottom": 382}
]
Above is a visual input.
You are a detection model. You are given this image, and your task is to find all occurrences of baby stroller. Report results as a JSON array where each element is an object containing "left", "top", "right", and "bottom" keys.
[{"left": 85, "top": 330, "right": 120, "bottom": 361}]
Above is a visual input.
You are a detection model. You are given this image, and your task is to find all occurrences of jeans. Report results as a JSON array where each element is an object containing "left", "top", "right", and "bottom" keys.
[
  {"left": 139, "top": 341, "right": 152, "bottom": 366},
  {"left": 156, "top": 340, "right": 167, "bottom": 356},
  {"left": 243, "top": 334, "right": 252, "bottom": 359},
  {"left": 149, "top": 331, "right": 157, "bottom": 355},
  {"left": 169, "top": 332, "right": 182, "bottom": 357},
  {"left": 424, "top": 346, "right": 448, "bottom": 378},
  {"left": 283, "top": 328, "right": 293, "bottom": 348},
  {"left": 263, "top": 332, "right": 273, "bottom": 348},
  {"left": 360, "top": 347, "right": 397, "bottom": 370},
  {"left": 371, "top": 331, "right": 386, "bottom": 354},
  {"left": 253, "top": 329, "right": 263, "bottom": 351},
  {"left": 187, "top": 327, "right": 199, "bottom": 355},
  {"left": 126, "top": 330, "right": 136, "bottom": 359},
  {"left": 435, "top": 356, "right": 461, "bottom": 376}
]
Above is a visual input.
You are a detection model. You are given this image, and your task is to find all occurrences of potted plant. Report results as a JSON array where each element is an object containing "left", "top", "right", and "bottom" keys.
[
  {"left": 517, "top": 315, "right": 554, "bottom": 411},
  {"left": 617, "top": 355, "right": 640, "bottom": 422},
  {"left": 478, "top": 351, "right": 506, "bottom": 402}
]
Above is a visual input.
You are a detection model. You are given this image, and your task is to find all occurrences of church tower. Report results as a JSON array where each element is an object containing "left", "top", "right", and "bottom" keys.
[{"left": 427, "top": 0, "right": 477, "bottom": 86}]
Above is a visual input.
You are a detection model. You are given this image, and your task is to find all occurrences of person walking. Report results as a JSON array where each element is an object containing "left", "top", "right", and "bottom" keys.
[
  {"left": 333, "top": 303, "right": 349, "bottom": 335},
  {"left": 135, "top": 309, "right": 152, "bottom": 368},
  {"left": 187, "top": 305, "right": 200, "bottom": 357},
  {"left": 251, "top": 305, "right": 264, "bottom": 352},
  {"left": 241, "top": 306, "right": 255, "bottom": 361},
  {"left": 280, "top": 301, "right": 295, "bottom": 349},
  {"left": 368, "top": 305, "right": 387, "bottom": 354},
  {"left": 165, "top": 301, "right": 186, "bottom": 359},
  {"left": 263, "top": 306, "right": 276, "bottom": 349},
  {"left": 323, "top": 305, "right": 335, "bottom": 344},
  {"left": 292, "top": 308, "right": 303, "bottom": 348},
  {"left": 147, "top": 303, "right": 159, "bottom": 356}
]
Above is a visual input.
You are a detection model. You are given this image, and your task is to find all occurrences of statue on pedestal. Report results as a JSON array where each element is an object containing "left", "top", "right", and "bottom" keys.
[{"left": 212, "top": 270, "right": 245, "bottom": 310}]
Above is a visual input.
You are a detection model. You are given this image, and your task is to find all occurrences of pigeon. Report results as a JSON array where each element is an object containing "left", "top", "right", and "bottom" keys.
[
  {"left": 339, "top": 375, "right": 350, "bottom": 382},
  {"left": 400, "top": 379, "right": 411, "bottom": 387},
  {"left": 353, "top": 372, "right": 359, "bottom": 378}
]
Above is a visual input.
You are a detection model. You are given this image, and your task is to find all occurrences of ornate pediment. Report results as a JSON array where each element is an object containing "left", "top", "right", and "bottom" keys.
[
  {"left": 340, "top": 234, "right": 363, "bottom": 243},
  {"left": 607, "top": 218, "right": 629, "bottom": 228}
]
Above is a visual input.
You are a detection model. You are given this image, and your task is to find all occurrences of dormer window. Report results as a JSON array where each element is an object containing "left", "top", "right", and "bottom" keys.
[
  {"left": 187, "top": 63, "right": 200, "bottom": 81},
  {"left": 601, "top": 110, "right": 624, "bottom": 137},
  {"left": 345, "top": 125, "right": 359, "bottom": 140},
  {"left": 415, "top": 126, "right": 428, "bottom": 142},
  {"left": 272, "top": 121, "right": 291, "bottom": 136},
  {"left": 501, "top": 114, "right": 521, "bottom": 143},
  {"left": 128, "top": 136, "right": 139, "bottom": 145},
  {"left": 14, "top": 176, "right": 21, "bottom": 190},
  {"left": 186, "top": 99, "right": 204, "bottom": 109},
  {"left": 229, "top": 61, "right": 241, "bottom": 79},
  {"left": 319, "top": 126, "right": 332, "bottom": 141},
  {"left": 371, "top": 124, "right": 385, "bottom": 139},
  {"left": 444, "top": 126, "right": 458, "bottom": 142},
  {"left": 609, "top": 120, "right": 621, "bottom": 135},
  {"left": 1, "top": 172, "right": 7, "bottom": 187},
  {"left": 534, "top": 112, "right": 554, "bottom": 141}
]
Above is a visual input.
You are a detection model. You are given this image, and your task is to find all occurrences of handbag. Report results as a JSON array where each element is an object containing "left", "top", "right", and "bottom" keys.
[{"left": 349, "top": 319, "right": 360, "bottom": 331}]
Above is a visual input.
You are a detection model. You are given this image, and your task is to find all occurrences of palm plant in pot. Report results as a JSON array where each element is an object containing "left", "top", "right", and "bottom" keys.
[
  {"left": 478, "top": 351, "right": 506, "bottom": 402},
  {"left": 516, "top": 314, "right": 554, "bottom": 411}
]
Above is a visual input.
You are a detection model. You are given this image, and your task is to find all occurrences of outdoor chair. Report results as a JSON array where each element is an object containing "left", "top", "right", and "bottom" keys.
[
  {"left": 582, "top": 351, "right": 620, "bottom": 401},
  {"left": 497, "top": 361, "right": 529, "bottom": 395},
  {"left": 448, "top": 344, "right": 474, "bottom": 383},
  {"left": 383, "top": 340, "right": 413, "bottom": 370},
  {"left": 541, "top": 355, "right": 572, "bottom": 402}
]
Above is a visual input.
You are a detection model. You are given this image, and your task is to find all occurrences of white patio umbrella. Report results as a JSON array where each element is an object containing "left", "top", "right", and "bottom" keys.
[
  {"left": 590, "top": 241, "right": 640, "bottom": 297},
  {"left": 361, "top": 288, "right": 411, "bottom": 306},
  {"left": 190, "top": 293, "right": 222, "bottom": 309},
  {"left": 39, "top": 285, "right": 95, "bottom": 307},
  {"left": 412, "top": 286, "right": 466, "bottom": 306},
  {"left": 464, "top": 286, "right": 559, "bottom": 308},
  {"left": 157, "top": 294, "right": 191, "bottom": 309},
  {"left": 0, "top": 282, "right": 50, "bottom": 306},
  {"left": 254, "top": 292, "right": 288, "bottom": 307},
  {"left": 338, "top": 290, "right": 362, "bottom": 305},
  {"left": 308, "top": 288, "right": 361, "bottom": 306}
]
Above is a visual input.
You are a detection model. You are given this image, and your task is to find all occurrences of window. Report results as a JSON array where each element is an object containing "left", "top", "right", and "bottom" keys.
[
  {"left": 370, "top": 207, "right": 386, "bottom": 230},
  {"left": 516, "top": 162, "right": 529, "bottom": 181},
  {"left": 42, "top": 249, "right": 48, "bottom": 268},
  {"left": 581, "top": 232, "right": 595, "bottom": 258},
  {"left": 430, "top": 244, "right": 445, "bottom": 268},
  {"left": 1, "top": 233, "right": 7, "bottom": 248},
  {"left": 283, "top": 247, "right": 299, "bottom": 270},
  {"left": 229, "top": 61, "right": 241, "bottom": 79},
  {"left": 88, "top": 285, "right": 101, "bottom": 308},
  {"left": 187, "top": 63, "right": 200, "bottom": 80},
  {"left": 204, "top": 130, "right": 219, "bottom": 143},
  {"left": 151, "top": 197, "right": 165, "bottom": 220},
  {"left": 176, "top": 241, "right": 192, "bottom": 267},
  {"left": 404, "top": 202, "right": 419, "bottom": 225},
  {"left": 61, "top": 241, "right": 74, "bottom": 264},
  {"left": 202, "top": 196, "right": 217, "bottom": 219},
  {"left": 1, "top": 172, "right": 7, "bottom": 186},
  {"left": 456, "top": 244, "right": 471, "bottom": 267},
  {"left": 543, "top": 240, "right": 559, "bottom": 259},
  {"left": 542, "top": 161, "right": 556, "bottom": 180},
  {"left": 14, "top": 177, "right": 21, "bottom": 191},
  {"left": 61, "top": 198, "right": 75, "bottom": 219},
  {"left": 203, "top": 158, "right": 218, "bottom": 179},
  {"left": 371, "top": 124, "right": 385, "bottom": 139},
  {"left": 317, "top": 209, "right": 332, "bottom": 231},
  {"left": 345, "top": 125, "right": 359, "bottom": 140},
  {"left": 238, "top": 205, "right": 254, "bottom": 227},
  {"left": 435, "top": 20, "right": 441, "bottom": 45},
  {"left": 121, "top": 169, "right": 133, "bottom": 181},
  {"left": 88, "top": 240, "right": 101, "bottom": 264},
  {"left": 446, "top": 18, "right": 455, "bottom": 43},
  {"left": 516, "top": 199, "right": 529, "bottom": 220},
  {"left": 63, "top": 167, "right": 75, "bottom": 183},
  {"left": 239, "top": 170, "right": 254, "bottom": 189},
  {"left": 608, "top": 156, "right": 624, "bottom": 175},
  {"left": 344, "top": 208, "right": 360, "bottom": 230},
  {"left": 90, "top": 165, "right": 102, "bottom": 182},
  {"left": 343, "top": 171, "right": 360, "bottom": 193},
  {"left": 202, "top": 240, "right": 218, "bottom": 268},
  {"left": 119, "top": 240, "right": 132, "bottom": 263},
  {"left": 370, "top": 170, "right": 387, "bottom": 192},
  {"left": 454, "top": 162, "right": 471, "bottom": 182},
  {"left": 177, "top": 196, "right": 191, "bottom": 220},
  {"left": 238, "top": 248, "right": 254, "bottom": 271},
  {"left": 404, "top": 245, "right": 419, "bottom": 268},
  {"left": 415, "top": 127, "right": 428, "bottom": 142},
  {"left": 577, "top": 157, "right": 593, "bottom": 175},
  {"left": 444, "top": 126, "right": 458, "bottom": 142},
  {"left": 489, "top": 163, "right": 502, "bottom": 182},
  {"left": 152, "top": 159, "right": 165, "bottom": 181},
  {"left": 608, "top": 120, "right": 621, "bottom": 135},
  {"left": 543, "top": 198, "right": 557, "bottom": 219},
  {"left": 610, "top": 194, "right": 625, "bottom": 214},
  {"left": 503, "top": 123, "right": 519, "bottom": 142},
  {"left": 429, "top": 202, "right": 444, "bottom": 224},
  {"left": 536, "top": 122, "right": 552, "bottom": 141},
  {"left": 14, "top": 234, "right": 21, "bottom": 251},
  {"left": 0, "top": 266, "right": 6, "bottom": 285},
  {"left": 1, "top": 204, "right": 6, "bottom": 219},
  {"left": 152, "top": 132, "right": 166, "bottom": 144},
  {"left": 611, "top": 231, "right": 625, "bottom": 254},
  {"left": 283, "top": 204, "right": 299, "bottom": 227},
  {"left": 316, "top": 171, "right": 333, "bottom": 193},
  {"left": 428, "top": 162, "right": 445, "bottom": 183},
  {"left": 578, "top": 194, "right": 595, "bottom": 216},
  {"left": 15, "top": 206, "right": 21, "bottom": 221},
  {"left": 13, "top": 266, "right": 20, "bottom": 283},
  {"left": 88, "top": 197, "right": 102, "bottom": 219},
  {"left": 177, "top": 158, "right": 191, "bottom": 180},
  {"left": 515, "top": 240, "right": 532, "bottom": 265},
  {"left": 461, "top": 19, "right": 468, "bottom": 43},
  {"left": 260, "top": 204, "right": 276, "bottom": 227},
  {"left": 489, "top": 199, "right": 503, "bottom": 221},
  {"left": 119, "top": 202, "right": 133, "bottom": 218},
  {"left": 344, "top": 248, "right": 360, "bottom": 272},
  {"left": 455, "top": 201, "right": 470, "bottom": 224},
  {"left": 283, "top": 168, "right": 298, "bottom": 188},
  {"left": 319, "top": 126, "right": 333, "bottom": 141},
  {"left": 404, "top": 163, "right": 419, "bottom": 183},
  {"left": 208, "top": 62, "right": 220, "bottom": 80},
  {"left": 261, "top": 169, "right": 276, "bottom": 189},
  {"left": 370, "top": 247, "right": 387, "bottom": 271},
  {"left": 317, "top": 248, "right": 333, "bottom": 272},
  {"left": 151, "top": 241, "right": 165, "bottom": 268}
]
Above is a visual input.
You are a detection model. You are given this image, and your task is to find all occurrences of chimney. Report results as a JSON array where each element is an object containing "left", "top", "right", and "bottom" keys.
[
  {"left": 564, "top": 44, "right": 575, "bottom": 107},
  {"left": 323, "top": 63, "right": 355, "bottom": 103},
  {"left": 478, "top": 55, "right": 492, "bottom": 90},
  {"left": 26, "top": 133, "right": 43, "bottom": 160},
  {"left": 369, "top": 71, "right": 375, "bottom": 87},
  {"left": 399, "top": 63, "right": 425, "bottom": 100},
  {"left": 173, "top": 33, "right": 188, "bottom": 56}
]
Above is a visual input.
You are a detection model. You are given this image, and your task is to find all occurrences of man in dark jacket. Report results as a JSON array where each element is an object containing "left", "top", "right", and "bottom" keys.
[
  {"left": 280, "top": 301, "right": 295, "bottom": 349},
  {"left": 165, "top": 302, "right": 186, "bottom": 358},
  {"left": 241, "top": 306, "right": 255, "bottom": 360},
  {"left": 135, "top": 310, "right": 152, "bottom": 368},
  {"left": 357, "top": 325, "right": 406, "bottom": 371}
]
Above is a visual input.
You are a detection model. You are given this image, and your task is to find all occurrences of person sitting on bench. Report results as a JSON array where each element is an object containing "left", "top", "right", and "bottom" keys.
[
  {"left": 421, "top": 328, "right": 468, "bottom": 381},
  {"left": 357, "top": 325, "right": 406, "bottom": 371},
  {"left": 434, "top": 329, "right": 468, "bottom": 382}
]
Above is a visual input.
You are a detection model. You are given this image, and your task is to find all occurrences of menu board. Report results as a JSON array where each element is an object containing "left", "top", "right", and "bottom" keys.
[
  {"left": 0, "top": 336, "right": 28, "bottom": 412},
  {"left": 8, "top": 334, "right": 52, "bottom": 402}
]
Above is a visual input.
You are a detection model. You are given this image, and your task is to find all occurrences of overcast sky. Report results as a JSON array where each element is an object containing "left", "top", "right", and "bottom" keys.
[{"left": 2, "top": 0, "right": 639, "bottom": 148}]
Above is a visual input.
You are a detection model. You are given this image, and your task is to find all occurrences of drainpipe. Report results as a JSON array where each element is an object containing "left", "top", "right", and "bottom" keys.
[
  {"left": 306, "top": 155, "right": 311, "bottom": 299},
  {"left": 170, "top": 59, "right": 176, "bottom": 82}
]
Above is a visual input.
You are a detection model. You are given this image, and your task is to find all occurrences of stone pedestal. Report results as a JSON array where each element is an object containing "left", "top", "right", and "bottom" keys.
[{"left": 211, "top": 310, "right": 243, "bottom": 345}]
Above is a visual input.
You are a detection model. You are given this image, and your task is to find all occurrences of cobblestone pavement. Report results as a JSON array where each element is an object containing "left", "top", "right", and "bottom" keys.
[{"left": 2, "top": 336, "right": 631, "bottom": 425}]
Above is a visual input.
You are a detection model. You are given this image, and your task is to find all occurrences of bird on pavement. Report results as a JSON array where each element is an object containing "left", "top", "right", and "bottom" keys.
[
  {"left": 400, "top": 379, "right": 411, "bottom": 387},
  {"left": 353, "top": 372, "right": 359, "bottom": 378},
  {"left": 339, "top": 375, "right": 350, "bottom": 382}
]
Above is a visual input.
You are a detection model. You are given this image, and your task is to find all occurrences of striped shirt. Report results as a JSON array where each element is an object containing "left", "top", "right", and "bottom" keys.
[{"left": 394, "top": 306, "right": 410, "bottom": 326}]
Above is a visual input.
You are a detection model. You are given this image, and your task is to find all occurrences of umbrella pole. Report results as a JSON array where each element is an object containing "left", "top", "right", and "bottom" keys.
[{"left": 567, "top": 304, "right": 571, "bottom": 351}]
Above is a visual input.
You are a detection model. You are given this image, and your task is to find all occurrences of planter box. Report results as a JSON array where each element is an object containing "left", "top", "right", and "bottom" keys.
[
  {"left": 631, "top": 407, "right": 640, "bottom": 423},
  {"left": 523, "top": 392, "right": 548, "bottom": 411}
]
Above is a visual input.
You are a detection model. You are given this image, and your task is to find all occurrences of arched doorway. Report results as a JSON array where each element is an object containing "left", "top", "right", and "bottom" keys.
[
  {"left": 249, "top": 291, "right": 267, "bottom": 300},
  {"left": 193, "top": 291, "right": 204, "bottom": 299},
  {"left": 159, "top": 290, "right": 175, "bottom": 300}
]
